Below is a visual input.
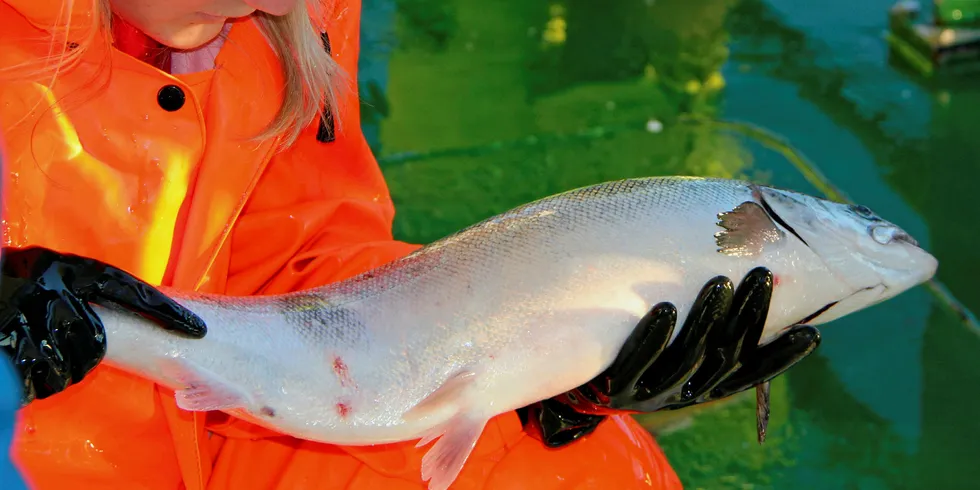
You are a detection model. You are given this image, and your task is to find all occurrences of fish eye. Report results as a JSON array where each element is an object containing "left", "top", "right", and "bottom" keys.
[
  {"left": 850, "top": 204, "right": 878, "bottom": 220},
  {"left": 871, "top": 226, "right": 893, "bottom": 245}
]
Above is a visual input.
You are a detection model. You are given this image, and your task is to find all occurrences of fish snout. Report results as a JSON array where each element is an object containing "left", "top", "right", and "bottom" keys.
[{"left": 894, "top": 231, "right": 918, "bottom": 248}]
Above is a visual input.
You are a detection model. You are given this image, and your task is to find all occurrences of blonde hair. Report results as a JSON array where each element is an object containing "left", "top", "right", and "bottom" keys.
[{"left": 1, "top": 0, "right": 343, "bottom": 148}]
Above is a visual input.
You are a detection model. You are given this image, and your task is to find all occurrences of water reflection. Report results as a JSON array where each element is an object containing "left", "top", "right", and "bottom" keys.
[{"left": 372, "top": 0, "right": 753, "bottom": 244}]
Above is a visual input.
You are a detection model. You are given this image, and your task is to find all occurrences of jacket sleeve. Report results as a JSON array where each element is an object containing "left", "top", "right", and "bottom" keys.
[{"left": 223, "top": 0, "right": 421, "bottom": 296}]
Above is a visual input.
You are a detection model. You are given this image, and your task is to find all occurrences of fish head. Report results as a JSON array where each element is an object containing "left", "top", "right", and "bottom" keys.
[{"left": 753, "top": 184, "right": 938, "bottom": 325}]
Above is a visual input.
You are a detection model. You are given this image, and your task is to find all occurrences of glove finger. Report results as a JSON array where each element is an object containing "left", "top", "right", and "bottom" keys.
[
  {"left": 1, "top": 310, "right": 41, "bottom": 404},
  {"left": 23, "top": 351, "right": 69, "bottom": 400},
  {"left": 14, "top": 321, "right": 69, "bottom": 401},
  {"left": 40, "top": 296, "right": 87, "bottom": 381},
  {"left": 678, "top": 267, "right": 774, "bottom": 403},
  {"left": 708, "top": 324, "right": 821, "bottom": 401},
  {"left": 634, "top": 276, "right": 733, "bottom": 402},
  {"left": 59, "top": 294, "right": 107, "bottom": 383},
  {"left": 534, "top": 398, "right": 606, "bottom": 448},
  {"left": 89, "top": 267, "right": 206, "bottom": 338},
  {"left": 731, "top": 267, "right": 773, "bottom": 360},
  {"left": 602, "top": 302, "right": 676, "bottom": 396},
  {"left": 675, "top": 347, "right": 737, "bottom": 406},
  {"left": 9, "top": 290, "right": 73, "bottom": 401}
]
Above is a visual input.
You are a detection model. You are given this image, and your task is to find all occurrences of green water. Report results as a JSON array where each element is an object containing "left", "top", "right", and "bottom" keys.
[{"left": 358, "top": 0, "right": 980, "bottom": 488}]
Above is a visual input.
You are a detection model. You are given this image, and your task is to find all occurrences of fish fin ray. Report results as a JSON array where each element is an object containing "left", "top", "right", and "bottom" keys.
[
  {"left": 419, "top": 411, "right": 489, "bottom": 490},
  {"left": 715, "top": 201, "right": 784, "bottom": 257},
  {"left": 403, "top": 369, "right": 476, "bottom": 422},
  {"left": 415, "top": 423, "right": 445, "bottom": 448},
  {"left": 160, "top": 358, "right": 253, "bottom": 412}
]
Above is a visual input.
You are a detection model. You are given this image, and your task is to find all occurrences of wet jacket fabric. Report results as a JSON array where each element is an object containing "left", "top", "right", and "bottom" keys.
[{"left": 0, "top": 0, "right": 684, "bottom": 488}]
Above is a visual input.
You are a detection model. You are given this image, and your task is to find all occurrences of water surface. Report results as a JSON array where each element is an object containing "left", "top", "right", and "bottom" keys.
[{"left": 360, "top": 1, "right": 980, "bottom": 487}]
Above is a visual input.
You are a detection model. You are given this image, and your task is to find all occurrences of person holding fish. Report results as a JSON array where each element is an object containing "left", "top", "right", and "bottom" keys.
[{"left": 0, "top": 0, "right": 823, "bottom": 488}]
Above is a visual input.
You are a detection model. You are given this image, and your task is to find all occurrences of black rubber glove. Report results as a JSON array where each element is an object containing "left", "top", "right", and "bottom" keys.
[
  {"left": 517, "top": 266, "right": 821, "bottom": 447},
  {"left": 0, "top": 246, "right": 207, "bottom": 405}
]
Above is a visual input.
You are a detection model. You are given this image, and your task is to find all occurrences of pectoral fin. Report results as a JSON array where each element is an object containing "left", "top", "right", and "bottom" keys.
[
  {"left": 715, "top": 201, "right": 785, "bottom": 257},
  {"left": 159, "top": 358, "right": 254, "bottom": 412}
]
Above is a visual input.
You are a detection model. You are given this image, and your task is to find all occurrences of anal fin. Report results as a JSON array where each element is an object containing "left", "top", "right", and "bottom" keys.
[
  {"left": 159, "top": 357, "right": 254, "bottom": 412},
  {"left": 417, "top": 411, "right": 489, "bottom": 490}
]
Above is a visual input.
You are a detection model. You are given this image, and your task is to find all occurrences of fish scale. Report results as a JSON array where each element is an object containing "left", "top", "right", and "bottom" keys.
[{"left": 91, "top": 176, "right": 937, "bottom": 490}]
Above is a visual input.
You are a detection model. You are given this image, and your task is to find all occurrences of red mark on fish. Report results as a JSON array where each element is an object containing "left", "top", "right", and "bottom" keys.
[
  {"left": 336, "top": 402, "right": 351, "bottom": 419},
  {"left": 774, "top": 275, "right": 781, "bottom": 287},
  {"left": 333, "top": 356, "right": 355, "bottom": 388}
]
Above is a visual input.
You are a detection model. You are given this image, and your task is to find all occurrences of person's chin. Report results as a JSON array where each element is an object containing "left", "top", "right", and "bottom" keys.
[{"left": 153, "top": 23, "right": 227, "bottom": 51}]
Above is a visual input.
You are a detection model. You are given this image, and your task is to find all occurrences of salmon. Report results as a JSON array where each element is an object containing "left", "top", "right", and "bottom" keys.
[{"left": 92, "top": 176, "right": 938, "bottom": 490}]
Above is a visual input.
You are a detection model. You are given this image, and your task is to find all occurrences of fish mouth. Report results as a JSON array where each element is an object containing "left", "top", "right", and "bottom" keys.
[
  {"left": 796, "top": 283, "right": 887, "bottom": 326},
  {"left": 797, "top": 301, "right": 839, "bottom": 325}
]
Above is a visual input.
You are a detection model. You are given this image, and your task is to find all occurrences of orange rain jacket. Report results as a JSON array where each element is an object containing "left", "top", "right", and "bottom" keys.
[{"left": 0, "top": 0, "right": 684, "bottom": 488}]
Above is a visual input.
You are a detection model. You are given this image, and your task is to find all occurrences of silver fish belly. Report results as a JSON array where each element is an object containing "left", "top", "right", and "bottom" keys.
[{"left": 93, "top": 176, "right": 937, "bottom": 490}]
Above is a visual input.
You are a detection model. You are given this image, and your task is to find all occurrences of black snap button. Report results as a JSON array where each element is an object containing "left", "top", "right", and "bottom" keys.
[{"left": 157, "top": 85, "right": 185, "bottom": 112}]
